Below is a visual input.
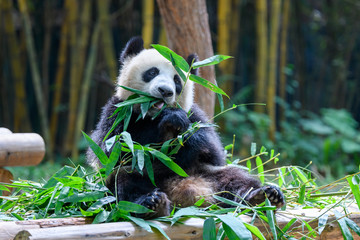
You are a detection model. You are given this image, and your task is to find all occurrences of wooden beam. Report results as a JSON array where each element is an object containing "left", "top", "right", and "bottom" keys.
[
  {"left": 0, "top": 207, "right": 359, "bottom": 240},
  {"left": 0, "top": 129, "right": 45, "bottom": 167}
]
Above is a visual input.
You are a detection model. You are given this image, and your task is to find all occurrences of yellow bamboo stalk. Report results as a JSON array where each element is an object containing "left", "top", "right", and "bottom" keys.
[
  {"left": 267, "top": 0, "right": 281, "bottom": 142},
  {"left": 159, "top": 22, "right": 168, "bottom": 46},
  {"left": 97, "top": 0, "right": 117, "bottom": 82},
  {"left": 142, "top": 0, "right": 154, "bottom": 47},
  {"left": 50, "top": 1, "right": 70, "bottom": 147},
  {"left": 2, "top": 0, "right": 30, "bottom": 132},
  {"left": 18, "top": 0, "right": 53, "bottom": 161},
  {"left": 70, "top": 0, "right": 92, "bottom": 159},
  {"left": 254, "top": 0, "right": 268, "bottom": 113},
  {"left": 73, "top": 23, "right": 100, "bottom": 160},
  {"left": 64, "top": 0, "right": 79, "bottom": 155},
  {"left": 279, "top": 0, "right": 290, "bottom": 124}
]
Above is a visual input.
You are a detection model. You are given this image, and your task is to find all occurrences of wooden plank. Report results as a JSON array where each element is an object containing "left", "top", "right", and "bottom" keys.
[
  {"left": 0, "top": 133, "right": 45, "bottom": 167},
  {"left": 0, "top": 207, "right": 358, "bottom": 240}
]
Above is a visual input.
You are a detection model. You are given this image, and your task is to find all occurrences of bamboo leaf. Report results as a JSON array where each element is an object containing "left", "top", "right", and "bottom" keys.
[
  {"left": 192, "top": 55, "right": 233, "bottom": 69},
  {"left": 189, "top": 74, "right": 229, "bottom": 98},
  {"left": 298, "top": 184, "right": 306, "bottom": 204},
  {"left": 150, "top": 150, "right": 188, "bottom": 177},
  {"left": 256, "top": 156, "right": 264, "bottom": 184},
  {"left": 347, "top": 176, "right": 360, "bottom": 210},
  {"left": 127, "top": 216, "right": 153, "bottom": 232},
  {"left": 217, "top": 214, "right": 252, "bottom": 240},
  {"left": 148, "top": 221, "right": 171, "bottom": 240},
  {"left": 203, "top": 217, "right": 216, "bottom": 240},
  {"left": 83, "top": 131, "right": 109, "bottom": 166},
  {"left": 0, "top": 185, "right": 9, "bottom": 192},
  {"left": 318, "top": 214, "right": 328, "bottom": 235},
  {"left": 117, "top": 201, "right": 152, "bottom": 214},
  {"left": 121, "top": 131, "right": 134, "bottom": 154},
  {"left": 265, "top": 198, "right": 277, "bottom": 239},
  {"left": 345, "top": 217, "right": 360, "bottom": 236},
  {"left": 119, "top": 85, "right": 154, "bottom": 97},
  {"left": 243, "top": 222, "right": 265, "bottom": 240},
  {"left": 137, "top": 150, "right": 145, "bottom": 171},
  {"left": 106, "top": 142, "right": 121, "bottom": 176},
  {"left": 144, "top": 155, "right": 156, "bottom": 186},
  {"left": 151, "top": 44, "right": 190, "bottom": 72},
  {"left": 334, "top": 210, "right": 354, "bottom": 240},
  {"left": 64, "top": 192, "right": 104, "bottom": 203},
  {"left": 87, "top": 196, "right": 116, "bottom": 212}
]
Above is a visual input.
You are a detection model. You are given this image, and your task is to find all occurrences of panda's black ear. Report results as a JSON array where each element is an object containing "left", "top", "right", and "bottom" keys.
[
  {"left": 120, "top": 37, "right": 144, "bottom": 63},
  {"left": 186, "top": 54, "right": 199, "bottom": 75}
]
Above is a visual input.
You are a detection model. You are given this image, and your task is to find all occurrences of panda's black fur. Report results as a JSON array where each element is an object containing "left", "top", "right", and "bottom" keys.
[{"left": 87, "top": 37, "right": 285, "bottom": 217}]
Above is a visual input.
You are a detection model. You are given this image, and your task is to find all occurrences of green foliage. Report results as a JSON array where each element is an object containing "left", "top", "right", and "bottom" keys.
[{"left": 222, "top": 104, "right": 360, "bottom": 181}]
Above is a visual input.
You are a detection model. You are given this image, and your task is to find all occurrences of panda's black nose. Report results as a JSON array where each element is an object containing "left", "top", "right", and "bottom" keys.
[{"left": 158, "top": 86, "right": 174, "bottom": 98}]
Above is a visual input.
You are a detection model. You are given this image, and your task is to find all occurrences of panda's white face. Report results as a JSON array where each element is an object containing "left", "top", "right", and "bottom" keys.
[{"left": 115, "top": 49, "right": 194, "bottom": 115}]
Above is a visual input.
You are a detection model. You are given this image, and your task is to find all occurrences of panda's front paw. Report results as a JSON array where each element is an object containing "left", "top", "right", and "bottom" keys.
[
  {"left": 137, "top": 189, "right": 171, "bottom": 218},
  {"left": 245, "top": 185, "right": 285, "bottom": 209},
  {"left": 158, "top": 108, "right": 190, "bottom": 140}
]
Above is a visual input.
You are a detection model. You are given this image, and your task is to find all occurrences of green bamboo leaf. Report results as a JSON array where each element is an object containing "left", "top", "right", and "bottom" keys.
[
  {"left": 121, "top": 131, "right": 134, "bottom": 154},
  {"left": 0, "top": 184, "right": 9, "bottom": 192},
  {"left": 87, "top": 196, "right": 116, "bottom": 212},
  {"left": 104, "top": 109, "right": 126, "bottom": 141},
  {"left": 334, "top": 210, "right": 354, "bottom": 240},
  {"left": 303, "top": 220, "right": 317, "bottom": 238},
  {"left": 43, "top": 166, "right": 77, "bottom": 188},
  {"left": 140, "top": 101, "right": 151, "bottom": 119},
  {"left": 144, "top": 155, "right": 156, "bottom": 186},
  {"left": 150, "top": 150, "right": 188, "bottom": 177},
  {"left": 151, "top": 44, "right": 190, "bottom": 72},
  {"left": 106, "top": 142, "right": 121, "bottom": 176},
  {"left": 127, "top": 215, "right": 153, "bottom": 232},
  {"left": 192, "top": 55, "right": 233, "bottom": 69},
  {"left": 265, "top": 198, "right": 277, "bottom": 239},
  {"left": 345, "top": 217, "right": 360, "bottom": 236},
  {"left": 189, "top": 74, "right": 229, "bottom": 98},
  {"left": 114, "top": 96, "right": 155, "bottom": 108},
  {"left": 118, "top": 85, "right": 154, "bottom": 97},
  {"left": 250, "top": 142, "right": 256, "bottom": 156},
  {"left": 137, "top": 150, "right": 145, "bottom": 171},
  {"left": 64, "top": 192, "right": 104, "bottom": 203},
  {"left": 123, "top": 105, "right": 132, "bottom": 131},
  {"left": 243, "top": 222, "right": 265, "bottom": 240},
  {"left": 83, "top": 131, "right": 109, "bottom": 166},
  {"left": 217, "top": 214, "right": 252, "bottom": 240},
  {"left": 256, "top": 156, "right": 264, "bottom": 184},
  {"left": 217, "top": 93, "right": 224, "bottom": 112},
  {"left": 117, "top": 201, "right": 152, "bottom": 214},
  {"left": 294, "top": 167, "right": 311, "bottom": 186},
  {"left": 298, "top": 184, "right": 306, "bottom": 204},
  {"left": 347, "top": 176, "right": 360, "bottom": 210},
  {"left": 280, "top": 218, "right": 297, "bottom": 236},
  {"left": 92, "top": 210, "right": 110, "bottom": 224},
  {"left": 148, "top": 222, "right": 171, "bottom": 240},
  {"left": 318, "top": 214, "right": 329, "bottom": 235}
]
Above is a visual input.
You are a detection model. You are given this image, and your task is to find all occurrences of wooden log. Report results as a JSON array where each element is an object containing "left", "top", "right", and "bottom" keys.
[
  {"left": 0, "top": 167, "right": 13, "bottom": 196},
  {"left": 0, "top": 207, "right": 358, "bottom": 240},
  {"left": 0, "top": 130, "right": 45, "bottom": 167}
]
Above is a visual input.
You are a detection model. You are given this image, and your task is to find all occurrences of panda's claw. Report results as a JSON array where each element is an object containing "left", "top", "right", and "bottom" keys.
[{"left": 245, "top": 185, "right": 285, "bottom": 209}]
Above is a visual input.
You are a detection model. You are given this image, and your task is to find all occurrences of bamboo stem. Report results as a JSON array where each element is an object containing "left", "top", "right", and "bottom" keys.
[
  {"left": 18, "top": 0, "right": 53, "bottom": 162},
  {"left": 142, "top": 0, "right": 154, "bottom": 48},
  {"left": 267, "top": 0, "right": 281, "bottom": 142},
  {"left": 73, "top": 23, "right": 100, "bottom": 159}
]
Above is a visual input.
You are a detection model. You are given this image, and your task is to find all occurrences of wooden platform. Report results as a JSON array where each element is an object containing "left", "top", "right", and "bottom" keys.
[{"left": 1, "top": 207, "right": 359, "bottom": 240}]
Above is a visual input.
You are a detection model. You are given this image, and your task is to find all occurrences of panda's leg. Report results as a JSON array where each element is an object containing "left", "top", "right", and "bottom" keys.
[
  {"left": 106, "top": 169, "right": 171, "bottom": 218},
  {"left": 203, "top": 166, "right": 285, "bottom": 208},
  {"left": 163, "top": 176, "right": 216, "bottom": 207}
]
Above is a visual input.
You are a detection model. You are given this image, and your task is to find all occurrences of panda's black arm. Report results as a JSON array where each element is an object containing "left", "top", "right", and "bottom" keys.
[{"left": 157, "top": 104, "right": 225, "bottom": 168}]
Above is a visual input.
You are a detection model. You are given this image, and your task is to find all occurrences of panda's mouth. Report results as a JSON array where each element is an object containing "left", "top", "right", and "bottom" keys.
[{"left": 153, "top": 101, "right": 165, "bottom": 110}]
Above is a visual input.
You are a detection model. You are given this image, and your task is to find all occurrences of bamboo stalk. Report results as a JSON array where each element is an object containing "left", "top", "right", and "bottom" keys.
[
  {"left": 18, "top": 0, "right": 53, "bottom": 162},
  {"left": 70, "top": 0, "right": 93, "bottom": 159},
  {"left": 217, "top": 0, "right": 232, "bottom": 98},
  {"left": 50, "top": 1, "right": 70, "bottom": 148},
  {"left": 279, "top": 0, "right": 290, "bottom": 125},
  {"left": 267, "top": 0, "right": 281, "bottom": 142},
  {"left": 142, "top": 0, "right": 154, "bottom": 48},
  {"left": 64, "top": 0, "right": 79, "bottom": 156},
  {"left": 1, "top": 0, "right": 30, "bottom": 132},
  {"left": 254, "top": 0, "right": 268, "bottom": 113},
  {"left": 73, "top": 23, "right": 100, "bottom": 160},
  {"left": 97, "top": 0, "right": 117, "bottom": 82}
]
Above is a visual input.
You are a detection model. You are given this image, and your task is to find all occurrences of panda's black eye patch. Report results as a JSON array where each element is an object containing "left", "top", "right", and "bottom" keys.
[
  {"left": 143, "top": 67, "right": 159, "bottom": 82},
  {"left": 174, "top": 75, "right": 182, "bottom": 94}
]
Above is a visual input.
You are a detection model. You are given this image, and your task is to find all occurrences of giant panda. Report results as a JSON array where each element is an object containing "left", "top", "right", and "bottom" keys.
[{"left": 87, "top": 37, "right": 285, "bottom": 218}]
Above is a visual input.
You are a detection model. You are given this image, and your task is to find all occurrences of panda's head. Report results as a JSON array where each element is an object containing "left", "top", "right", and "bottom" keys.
[{"left": 115, "top": 37, "right": 198, "bottom": 115}]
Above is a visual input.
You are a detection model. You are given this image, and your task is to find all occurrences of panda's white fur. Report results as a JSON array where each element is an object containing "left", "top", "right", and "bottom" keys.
[{"left": 115, "top": 49, "right": 194, "bottom": 114}]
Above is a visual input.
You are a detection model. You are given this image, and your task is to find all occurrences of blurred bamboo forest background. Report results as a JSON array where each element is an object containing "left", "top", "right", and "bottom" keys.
[{"left": 1, "top": 0, "right": 360, "bottom": 180}]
